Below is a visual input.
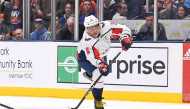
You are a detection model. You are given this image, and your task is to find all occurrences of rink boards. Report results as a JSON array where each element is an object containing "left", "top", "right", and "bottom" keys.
[{"left": 0, "top": 42, "right": 189, "bottom": 103}]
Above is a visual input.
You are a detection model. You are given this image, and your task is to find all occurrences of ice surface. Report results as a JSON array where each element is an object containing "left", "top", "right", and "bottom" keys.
[{"left": 0, "top": 96, "right": 190, "bottom": 109}]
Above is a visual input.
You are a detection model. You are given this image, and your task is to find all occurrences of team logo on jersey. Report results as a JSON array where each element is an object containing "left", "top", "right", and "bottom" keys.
[
  {"left": 86, "top": 47, "right": 90, "bottom": 54},
  {"left": 57, "top": 46, "right": 79, "bottom": 83}
]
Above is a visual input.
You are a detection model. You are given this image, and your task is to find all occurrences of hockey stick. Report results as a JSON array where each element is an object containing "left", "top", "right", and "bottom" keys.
[
  {"left": 0, "top": 103, "right": 15, "bottom": 109},
  {"left": 70, "top": 51, "right": 122, "bottom": 109}
]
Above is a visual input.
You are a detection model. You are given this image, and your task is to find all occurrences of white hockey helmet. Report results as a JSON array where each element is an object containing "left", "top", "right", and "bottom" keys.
[{"left": 84, "top": 15, "right": 99, "bottom": 28}]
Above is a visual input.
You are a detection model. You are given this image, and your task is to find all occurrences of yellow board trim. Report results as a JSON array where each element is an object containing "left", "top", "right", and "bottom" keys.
[{"left": 0, "top": 87, "right": 182, "bottom": 103}]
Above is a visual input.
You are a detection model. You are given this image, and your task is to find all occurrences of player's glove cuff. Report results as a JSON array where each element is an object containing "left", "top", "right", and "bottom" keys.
[
  {"left": 98, "top": 61, "right": 110, "bottom": 76},
  {"left": 120, "top": 35, "right": 133, "bottom": 51}
]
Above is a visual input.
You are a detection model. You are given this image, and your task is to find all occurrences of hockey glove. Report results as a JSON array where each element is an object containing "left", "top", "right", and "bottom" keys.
[
  {"left": 120, "top": 35, "right": 133, "bottom": 51},
  {"left": 98, "top": 61, "right": 109, "bottom": 76}
]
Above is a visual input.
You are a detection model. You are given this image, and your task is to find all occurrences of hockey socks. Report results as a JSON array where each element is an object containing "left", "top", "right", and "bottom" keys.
[{"left": 92, "top": 88, "right": 104, "bottom": 109}]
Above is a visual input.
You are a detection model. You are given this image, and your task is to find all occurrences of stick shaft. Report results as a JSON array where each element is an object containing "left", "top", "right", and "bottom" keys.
[
  {"left": 71, "top": 51, "right": 122, "bottom": 109},
  {"left": 0, "top": 103, "right": 14, "bottom": 109}
]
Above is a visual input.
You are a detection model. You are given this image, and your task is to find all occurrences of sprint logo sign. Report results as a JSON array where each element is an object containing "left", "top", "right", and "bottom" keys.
[{"left": 57, "top": 46, "right": 79, "bottom": 83}]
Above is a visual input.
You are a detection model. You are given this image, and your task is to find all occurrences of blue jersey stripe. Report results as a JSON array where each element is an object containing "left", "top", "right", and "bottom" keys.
[{"left": 77, "top": 50, "right": 97, "bottom": 76}]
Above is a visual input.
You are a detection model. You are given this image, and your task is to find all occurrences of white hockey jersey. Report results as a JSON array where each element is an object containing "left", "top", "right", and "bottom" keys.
[
  {"left": 78, "top": 21, "right": 111, "bottom": 66},
  {"left": 77, "top": 21, "right": 131, "bottom": 74}
]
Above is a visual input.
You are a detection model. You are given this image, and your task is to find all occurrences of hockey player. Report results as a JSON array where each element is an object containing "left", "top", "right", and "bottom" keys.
[{"left": 77, "top": 15, "right": 133, "bottom": 109}]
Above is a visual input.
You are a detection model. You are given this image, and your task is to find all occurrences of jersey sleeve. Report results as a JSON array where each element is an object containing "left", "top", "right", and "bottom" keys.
[
  {"left": 100, "top": 21, "right": 112, "bottom": 40},
  {"left": 111, "top": 24, "right": 132, "bottom": 40}
]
